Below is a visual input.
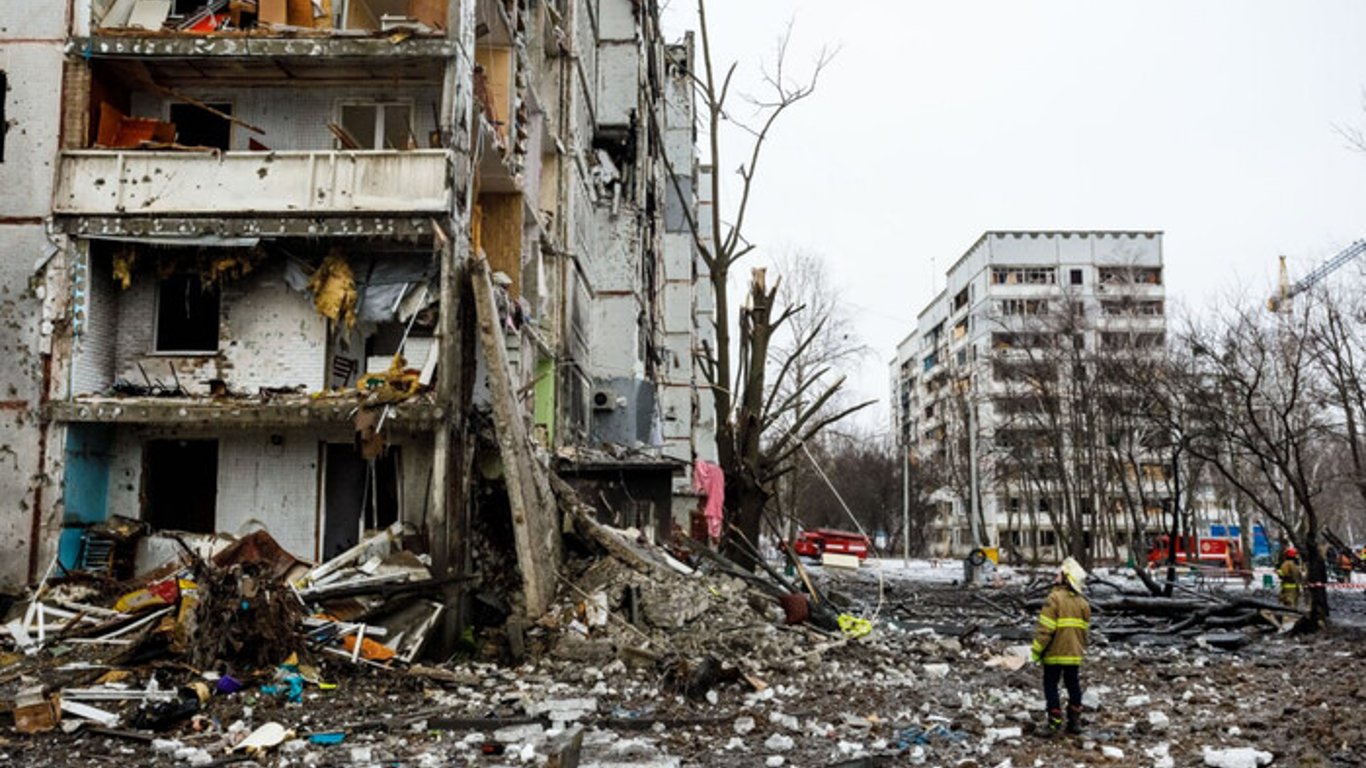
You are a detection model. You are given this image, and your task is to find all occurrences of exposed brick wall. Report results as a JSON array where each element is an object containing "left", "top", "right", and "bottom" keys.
[
  {"left": 71, "top": 245, "right": 117, "bottom": 396},
  {"left": 109, "top": 261, "right": 326, "bottom": 395},
  {"left": 113, "top": 278, "right": 156, "bottom": 382},
  {"left": 220, "top": 262, "right": 327, "bottom": 393},
  {"left": 215, "top": 431, "right": 320, "bottom": 561}
]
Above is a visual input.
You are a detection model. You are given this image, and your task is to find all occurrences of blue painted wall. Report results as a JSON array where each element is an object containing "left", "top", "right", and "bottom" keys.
[{"left": 59, "top": 424, "right": 115, "bottom": 570}]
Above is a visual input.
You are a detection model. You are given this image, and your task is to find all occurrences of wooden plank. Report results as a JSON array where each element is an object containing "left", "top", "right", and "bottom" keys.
[
  {"left": 258, "top": 0, "right": 287, "bottom": 25},
  {"left": 474, "top": 46, "right": 513, "bottom": 142},
  {"left": 478, "top": 193, "right": 523, "bottom": 298},
  {"left": 287, "top": 0, "right": 318, "bottom": 26},
  {"left": 471, "top": 258, "right": 558, "bottom": 617},
  {"left": 407, "top": 0, "right": 446, "bottom": 28}
]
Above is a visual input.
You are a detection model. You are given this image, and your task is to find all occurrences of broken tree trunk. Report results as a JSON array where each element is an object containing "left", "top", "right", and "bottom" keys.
[{"left": 471, "top": 257, "right": 560, "bottom": 617}]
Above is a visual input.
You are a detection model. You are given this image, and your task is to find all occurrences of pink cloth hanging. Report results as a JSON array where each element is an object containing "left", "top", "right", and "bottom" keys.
[{"left": 693, "top": 459, "right": 725, "bottom": 542}]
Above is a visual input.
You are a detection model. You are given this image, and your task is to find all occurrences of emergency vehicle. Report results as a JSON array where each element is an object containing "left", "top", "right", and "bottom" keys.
[
  {"left": 1146, "top": 534, "right": 1245, "bottom": 572},
  {"left": 793, "top": 528, "right": 872, "bottom": 560}
]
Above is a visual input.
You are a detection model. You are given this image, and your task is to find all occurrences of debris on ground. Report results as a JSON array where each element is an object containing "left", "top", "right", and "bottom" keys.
[{"left": 5, "top": 512, "right": 1365, "bottom": 766}]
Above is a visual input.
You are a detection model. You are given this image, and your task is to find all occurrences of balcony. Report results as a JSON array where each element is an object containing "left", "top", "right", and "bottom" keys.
[{"left": 55, "top": 149, "right": 451, "bottom": 217}]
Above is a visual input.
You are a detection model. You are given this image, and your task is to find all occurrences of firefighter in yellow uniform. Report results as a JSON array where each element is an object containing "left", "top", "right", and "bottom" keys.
[
  {"left": 1031, "top": 557, "right": 1091, "bottom": 736},
  {"left": 1277, "top": 546, "right": 1301, "bottom": 608}
]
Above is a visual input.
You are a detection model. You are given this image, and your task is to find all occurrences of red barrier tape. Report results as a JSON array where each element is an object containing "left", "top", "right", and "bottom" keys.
[{"left": 1301, "top": 582, "right": 1366, "bottom": 590}]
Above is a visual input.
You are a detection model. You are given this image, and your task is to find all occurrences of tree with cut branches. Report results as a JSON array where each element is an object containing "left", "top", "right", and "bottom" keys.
[{"left": 650, "top": 2, "right": 868, "bottom": 567}]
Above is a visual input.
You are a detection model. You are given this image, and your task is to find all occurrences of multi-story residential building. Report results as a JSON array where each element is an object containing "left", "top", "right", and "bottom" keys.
[
  {"left": 0, "top": 1, "right": 715, "bottom": 617},
  {"left": 892, "top": 231, "right": 1173, "bottom": 562}
]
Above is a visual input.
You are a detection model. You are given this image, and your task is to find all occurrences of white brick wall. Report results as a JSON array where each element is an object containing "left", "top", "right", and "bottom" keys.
[
  {"left": 215, "top": 431, "right": 320, "bottom": 560},
  {"left": 72, "top": 243, "right": 118, "bottom": 396},
  {"left": 113, "top": 278, "right": 156, "bottom": 382},
  {"left": 109, "top": 260, "right": 326, "bottom": 394},
  {"left": 220, "top": 262, "right": 328, "bottom": 392}
]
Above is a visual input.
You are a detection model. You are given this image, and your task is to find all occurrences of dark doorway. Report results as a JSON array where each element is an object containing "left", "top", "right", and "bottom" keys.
[
  {"left": 169, "top": 102, "right": 233, "bottom": 150},
  {"left": 322, "top": 444, "right": 401, "bottom": 561},
  {"left": 156, "top": 274, "right": 220, "bottom": 352},
  {"left": 144, "top": 439, "right": 218, "bottom": 533}
]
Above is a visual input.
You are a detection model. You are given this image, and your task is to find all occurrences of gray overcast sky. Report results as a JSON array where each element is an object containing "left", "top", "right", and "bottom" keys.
[{"left": 662, "top": 1, "right": 1366, "bottom": 430}]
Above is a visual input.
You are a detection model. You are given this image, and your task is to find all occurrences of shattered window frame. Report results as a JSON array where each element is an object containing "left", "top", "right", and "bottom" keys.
[{"left": 336, "top": 98, "right": 417, "bottom": 150}]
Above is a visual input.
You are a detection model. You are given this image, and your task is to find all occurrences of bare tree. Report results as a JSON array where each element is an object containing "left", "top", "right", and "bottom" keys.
[
  {"left": 652, "top": 3, "right": 868, "bottom": 568},
  {"left": 1304, "top": 285, "right": 1366, "bottom": 513},
  {"left": 793, "top": 428, "right": 903, "bottom": 541},
  {"left": 766, "top": 249, "right": 871, "bottom": 538},
  {"left": 1182, "top": 300, "right": 1334, "bottom": 628}
]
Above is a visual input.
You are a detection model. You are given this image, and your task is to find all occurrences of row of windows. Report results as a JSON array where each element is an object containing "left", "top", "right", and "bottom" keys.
[
  {"left": 999, "top": 299, "right": 1049, "bottom": 316},
  {"left": 1099, "top": 267, "right": 1162, "bottom": 285},
  {"left": 1099, "top": 332, "right": 1165, "bottom": 349},
  {"left": 1101, "top": 300, "right": 1164, "bottom": 316},
  {"left": 991, "top": 267, "right": 1056, "bottom": 285}
]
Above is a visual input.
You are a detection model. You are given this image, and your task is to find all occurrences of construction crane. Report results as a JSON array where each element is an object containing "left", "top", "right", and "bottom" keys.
[{"left": 1268, "top": 239, "right": 1366, "bottom": 312}]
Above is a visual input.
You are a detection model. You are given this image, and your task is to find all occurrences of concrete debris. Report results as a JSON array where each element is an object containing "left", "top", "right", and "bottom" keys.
[
  {"left": 1147, "top": 742, "right": 1175, "bottom": 768},
  {"left": 1202, "top": 746, "right": 1275, "bottom": 768},
  {"left": 4, "top": 549, "right": 1365, "bottom": 766},
  {"left": 763, "top": 733, "right": 795, "bottom": 751}
]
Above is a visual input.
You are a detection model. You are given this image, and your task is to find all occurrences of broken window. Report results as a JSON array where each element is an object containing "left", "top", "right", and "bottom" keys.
[
  {"left": 1070, "top": 268, "right": 1083, "bottom": 285},
  {"left": 338, "top": 101, "right": 416, "bottom": 149},
  {"left": 999, "top": 299, "right": 1049, "bottom": 316},
  {"left": 169, "top": 102, "right": 233, "bottom": 150},
  {"left": 991, "top": 267, "right": 1056, "bottom": 285},
  {"left": 144, "top": 439, "right": 218, "bottom": 534},
  {"left": 155, "top": 275, "right": 220, "bottom": 353}
]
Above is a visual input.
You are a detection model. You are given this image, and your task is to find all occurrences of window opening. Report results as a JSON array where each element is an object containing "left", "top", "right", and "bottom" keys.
[
  {"left": 155, "top": 274, "right": 220, "bottom": 353},
  {"left": 339, "top": 102, "right": 416, "bottom": 149},
  {"left": 323, "top": 444, "right": 402, "bottom": 560},
  {"left": 169, "top": 102, "right": 233, "bottom": 150},
  {"left": 144, "top": 439, "right": 218, "bottom": 533}
]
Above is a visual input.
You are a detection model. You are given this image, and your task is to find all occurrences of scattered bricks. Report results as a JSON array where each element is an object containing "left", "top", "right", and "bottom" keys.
[{"left": 13, "top": 687, "right": 61, "bottom": 734}]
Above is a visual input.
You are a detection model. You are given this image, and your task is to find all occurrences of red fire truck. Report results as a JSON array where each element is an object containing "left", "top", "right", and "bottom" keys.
[
  {"left": 793, "top": 528, "right": 872, "bottom": 560},
  {"left": 1146, "top": 534, "right": 1245, "bottom": 572}
]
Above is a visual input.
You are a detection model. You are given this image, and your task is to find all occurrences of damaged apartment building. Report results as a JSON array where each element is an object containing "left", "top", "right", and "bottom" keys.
[{"left": 0, "top": 0, "right": 716, "bottom": 619}]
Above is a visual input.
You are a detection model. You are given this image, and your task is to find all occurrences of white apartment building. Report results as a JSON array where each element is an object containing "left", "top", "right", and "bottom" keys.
[{"left": 892, "top": 231, "right": 1170, "bottom": 562}]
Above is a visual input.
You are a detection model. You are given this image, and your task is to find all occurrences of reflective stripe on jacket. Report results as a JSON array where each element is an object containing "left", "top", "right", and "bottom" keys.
[
  {"left": 1031, "top": 585, "right": 1091, "bottom": 666},
  {"left": 1278, "top": 560, "right": 1301, "bottom": 589}
]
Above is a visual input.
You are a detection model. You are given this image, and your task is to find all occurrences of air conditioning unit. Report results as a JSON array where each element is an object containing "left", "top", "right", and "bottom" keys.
[{"left": 591, "top": 390, "right": 620, "bottom": 411}]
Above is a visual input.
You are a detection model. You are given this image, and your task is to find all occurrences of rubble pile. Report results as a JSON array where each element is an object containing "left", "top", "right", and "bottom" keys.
[
  {"left": 0, "top": 524, "right": 450, "bottom": 747},
  {"left": 4, "top": 516, "right": 1366, "bottom": 767}
]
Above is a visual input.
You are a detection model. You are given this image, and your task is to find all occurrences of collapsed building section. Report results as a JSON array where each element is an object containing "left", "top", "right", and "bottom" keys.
[{"left": 10, "top": 0, "right": 717, "bottom": 638}]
